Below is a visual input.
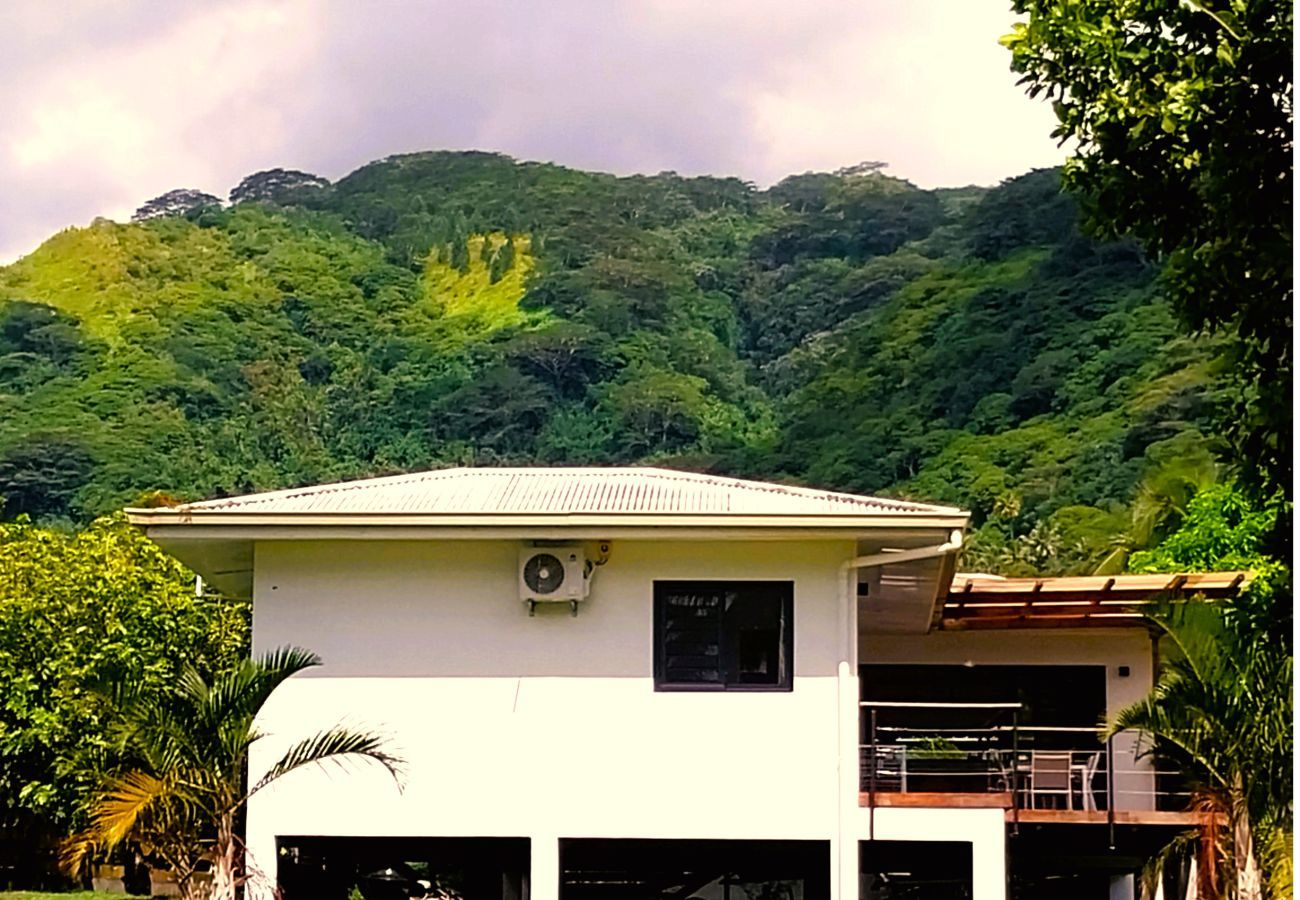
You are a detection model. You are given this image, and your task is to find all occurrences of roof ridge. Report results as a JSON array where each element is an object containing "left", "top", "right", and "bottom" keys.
[
  {"left": 633, "top": 467, "right": 941, "bottom": 511},
  {"left": 183, "top": 467, "right": 464, "bottom": 510},
  {"left": 166, "top": 465, "right": 964, "bottom": 516}
]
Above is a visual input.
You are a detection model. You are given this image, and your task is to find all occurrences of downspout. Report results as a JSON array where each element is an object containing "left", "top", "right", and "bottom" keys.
[{"left": 836, "top": 530, "right": 963, "bottom": 896}]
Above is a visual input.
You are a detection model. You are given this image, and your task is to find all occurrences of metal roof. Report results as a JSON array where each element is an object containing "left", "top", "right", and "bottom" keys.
[{"left": 130, "top": 467, "right": 965, "bottom": 520}]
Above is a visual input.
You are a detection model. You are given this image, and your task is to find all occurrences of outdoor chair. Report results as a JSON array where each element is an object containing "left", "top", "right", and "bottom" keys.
[
  {"left": 1074, "top": 751, "right": 1102, "bottom": 811},
  {"left": 1028, "top": 752, "right": 1072, "bottom": 809}
]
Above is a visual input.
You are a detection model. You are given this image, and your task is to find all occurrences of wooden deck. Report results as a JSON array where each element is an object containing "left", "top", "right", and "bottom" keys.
[
  {"left": 860, "top": 792, "right": 1211, "bottom": 826},
  {"left": 1010, "top": 808, "right": 1214, "bottom": 826},
  {"left": 863, "top": 792, "right": 1012, "bottom": 809}
]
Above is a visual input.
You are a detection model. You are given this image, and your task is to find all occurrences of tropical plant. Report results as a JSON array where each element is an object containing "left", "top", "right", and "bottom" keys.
[
  {"left": 1108, "top": 582, "right": 1292, "bottom": 900},
  {"left": 1107, "top": 486, "right": 1290, "bottom": 900},
  {"left": 1004, "top": 0, "right": 1293, "bottom": 495},
  {"left": 908, "top": 735, "right": 965, "bottom": 761},
  {"left": 1128, "top": 484, "right": 1282, "bottom": 575},
  {"left": 1094, "top": 452, "right": 1221, "bottom": 575},
  {"left": 0, "top": 514, "right": 247, "bottom": 879},
  {"left": 62, "top": 647, "right": 402, "bottom": 900}
]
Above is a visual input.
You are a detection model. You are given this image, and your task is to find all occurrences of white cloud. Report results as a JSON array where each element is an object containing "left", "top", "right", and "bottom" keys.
[
  {"left": 746, "top": 1, "right": 1063, "bottom": 186},
  {"left": 1, "top": 0, "right": 320, "bottom": 261},
  {"left": 0, "top": 0, "right": 1066, "bottom": 263}
]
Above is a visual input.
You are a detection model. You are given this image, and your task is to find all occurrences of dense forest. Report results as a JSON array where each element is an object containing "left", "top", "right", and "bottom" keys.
[{"left": 0, "top": 152, "right": 1230, "bottom": 574}]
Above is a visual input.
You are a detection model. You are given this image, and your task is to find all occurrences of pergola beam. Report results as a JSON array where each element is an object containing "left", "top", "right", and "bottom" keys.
[{"left": 941, "top": 570, "right": 1250, "bottom": 630}]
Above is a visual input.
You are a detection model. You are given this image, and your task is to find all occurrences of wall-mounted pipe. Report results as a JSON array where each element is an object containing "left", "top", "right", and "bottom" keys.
[
  {"left": 842, "top": 529, "right": 964, "bottom": 573},
  {"left": 834, "top": 528, "right": 964, "bottom": 900}
]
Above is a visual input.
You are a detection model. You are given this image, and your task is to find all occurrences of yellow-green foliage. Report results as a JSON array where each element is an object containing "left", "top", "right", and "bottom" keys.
[
  {"left": 0, "top": 220, "right": 263, "bottom": 343},
  {"left": 416, "top": 233, "right": 539, "bottom": 345},
  {"left": 0, "top": 893, "right": 124, "bottom": 899}
]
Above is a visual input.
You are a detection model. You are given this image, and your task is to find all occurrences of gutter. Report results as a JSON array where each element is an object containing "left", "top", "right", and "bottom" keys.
[
  {"left": 124, "top": 510, "right": 970, "bottom": 531},
  {"left": 842, "top": 530, "right": 965, "bottom": 571}
]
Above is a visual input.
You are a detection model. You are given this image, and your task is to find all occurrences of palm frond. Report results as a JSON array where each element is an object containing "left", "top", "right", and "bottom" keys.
[
  {"left": 174, "top": 664, "right": 214, "bottom": 705},
  {"left": 1260, "top": 826, "right": 1293, "bottom": 900},
  {"left": 1189, "top": 789, "right": 1228, "bottom": 900},
  {"left": 197, "top": 647, "right": 322, "bottom": 735},
  {"left": 87, "top": 769, "right": 184, "bottom": 848},
  {"left": 123, "top": 699, "right": 207, "bottom": 775},
  {"left": 1139, "top": 830, "right": 1198, "bottom": 900},
  {"left": 247, "top": 726, "right": 403, "bottom": 799},
  {"left": 59, "top": 830, "right": 101, "bottom": 879},
  {"left": 1092, "top": 545, "right": 1130, "bottom": 576},
  {"left": 257, "top": 646, "right": 323, "bottom": 685}
]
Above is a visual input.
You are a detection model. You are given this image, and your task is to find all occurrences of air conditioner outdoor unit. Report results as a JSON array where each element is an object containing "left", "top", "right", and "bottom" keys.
[{"left": 519, "top": 544, "right": 588, "bottom": 615}]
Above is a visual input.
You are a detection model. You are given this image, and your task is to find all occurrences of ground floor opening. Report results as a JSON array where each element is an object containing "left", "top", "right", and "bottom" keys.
[
  {"left": 1008, "top": 824, "right": 1190, "bottom": 900},
  {"left": 272, "top": 828, "right": 1186, "bottom": 900},
  {"left": 276, "top": 836, "right": 530, "bottom": 900},
  {"left": 559, "top": 839, "right": 831, "bottom": 900},
  {"left": 860, "top": 840, "right": 973, "bottom": 900}
]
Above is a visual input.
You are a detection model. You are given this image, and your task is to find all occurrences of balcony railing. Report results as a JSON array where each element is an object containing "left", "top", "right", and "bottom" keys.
[{"left": 859, "top": 701, "right": 1191, "bottom": 824}]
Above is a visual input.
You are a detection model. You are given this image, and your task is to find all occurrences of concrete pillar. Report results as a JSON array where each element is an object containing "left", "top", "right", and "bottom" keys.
[
  {"left": 836, "top": 554, "right": 862, "bottom": 900},
  {"left": 1111, "top": 873, "right": 1137, "bottom": 900},
  {"left": 243, "top": 804, "right": 278, "bottom": 900},
  {"left": 531, "top": 835, "right": 560, "bottom": 900},
  {"left": 834, "top": 836, "right": 858, "bottom": 900},
  {"left": 971, "top": 828, "right": 1007, "bottom": 900}
]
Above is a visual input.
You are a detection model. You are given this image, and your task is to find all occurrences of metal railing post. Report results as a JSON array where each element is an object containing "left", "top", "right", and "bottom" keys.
[
  {"left": 868, "top": 706, "right": 878, "bottom": 841},
  {"left": 1106, "top": 734, "right": 1116, "bottom": 848},
  {"left": 1010, "top": 708, "right": 1020, "bottom": 834}
]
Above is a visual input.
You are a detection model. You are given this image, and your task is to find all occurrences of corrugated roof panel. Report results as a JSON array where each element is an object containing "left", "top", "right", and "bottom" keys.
[{"left": 159, "top": 466, "right": 965, "bottom": 518}]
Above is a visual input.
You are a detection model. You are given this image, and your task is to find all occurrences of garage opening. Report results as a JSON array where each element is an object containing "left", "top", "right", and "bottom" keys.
[
  {"left": 860, "top": 840, "right": 972, "bottom": 900},
  {"left": 276, "top": 836, "right": 529, "bottom": 900},
  {"left": 560, "top": 839, "right": 830, "bottom": 900}
]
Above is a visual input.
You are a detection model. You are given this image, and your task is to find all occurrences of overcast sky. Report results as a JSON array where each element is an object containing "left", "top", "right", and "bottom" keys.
[{"left": 0, "top": 0, "right": 1065, "bottom": 263}]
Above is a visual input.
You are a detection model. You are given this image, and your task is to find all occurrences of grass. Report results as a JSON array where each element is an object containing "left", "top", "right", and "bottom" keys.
[{"left": 0, "top": 893, "right": 129, "bottom": 899}]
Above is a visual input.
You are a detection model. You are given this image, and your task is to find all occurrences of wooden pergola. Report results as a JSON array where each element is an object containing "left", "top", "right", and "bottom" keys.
[{"left": 941, "top": 571, "right": 1250, "bottom": 630}]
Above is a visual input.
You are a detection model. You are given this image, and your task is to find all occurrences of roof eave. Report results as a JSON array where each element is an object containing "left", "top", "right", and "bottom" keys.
[{"left": 127, "top": 509, "right": 970, "bottom": 533}]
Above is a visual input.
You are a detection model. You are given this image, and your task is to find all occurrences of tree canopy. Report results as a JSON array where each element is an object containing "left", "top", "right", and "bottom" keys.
[
  {"left": 131, "top": 189, "right": 223, "bottom": 222},
  {"left": 0, "top": 515, "right": 248, "bottom": 879},
  {"left": 0, "top": 155, "right": 1231, "bottom": 570},
  {"left": 1003, "top": 0, "right": 1293, "bottom": 497}
]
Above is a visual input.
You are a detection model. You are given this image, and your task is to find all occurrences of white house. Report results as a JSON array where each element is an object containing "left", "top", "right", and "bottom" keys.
[{"left": 127, "top": 467, "right": 1237, "bottom": 900}]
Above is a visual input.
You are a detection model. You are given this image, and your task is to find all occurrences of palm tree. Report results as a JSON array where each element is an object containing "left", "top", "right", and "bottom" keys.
[
  {"left": 63, "top": 647, "right": 402, "bottom": 900},
  {"left": 1093, "top": 454, "right": 1219, "bottom": 575},
  {"left": 1107, "top": 595, "right": 1292, "bottom": 900}
]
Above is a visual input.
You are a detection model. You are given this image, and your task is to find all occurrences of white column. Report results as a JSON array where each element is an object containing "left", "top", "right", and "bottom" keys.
[
  {"left": 531, "top": 835, "right": 560, "bottom": 900},
  {"left": 836, "top": 554, "right": 861, "bottom": 900},
  {"left": 243, "top": 800, "right": 279, "bottom": 900},
  {"left": 1110, "top": 874, "right": 1137, "bottom": 900},
  {"left": 971, "top": 826, "right": 1007, "bottom": 900},
  {"left": 837, "top": 662, "right": 861, "bottom": 900}
]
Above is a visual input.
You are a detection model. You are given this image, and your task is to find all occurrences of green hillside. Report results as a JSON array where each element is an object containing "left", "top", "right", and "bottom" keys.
[{"left": 0, "top": 153, "right": 1228, "bottom": 573}]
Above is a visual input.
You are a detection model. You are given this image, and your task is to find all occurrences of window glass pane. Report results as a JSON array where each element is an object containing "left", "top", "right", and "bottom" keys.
[
  {"left": 727, "top": 592, "right": 785, "bottom": 685},
  {"left": 656, "top": 582, "right": 791, "bottom": 690},
  {"left": 736, "top": 627, "right": 781, "bottom": 683},
  {"left": 660, "top": 589, "right": 723, "bottom": 685}
]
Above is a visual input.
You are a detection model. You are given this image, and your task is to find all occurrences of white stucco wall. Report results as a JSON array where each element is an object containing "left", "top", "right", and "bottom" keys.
[
  {"left": 245, "top": 539, "right": 856, "bottom": 896},
  {"left": 858, "top": 629, "right": 1156, "bottom": 809},
  {"left": 240, "top": 536, "right": 1158, "bottom": 900}
]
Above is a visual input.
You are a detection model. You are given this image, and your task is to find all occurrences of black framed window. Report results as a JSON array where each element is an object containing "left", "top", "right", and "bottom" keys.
[{"left": 654, "top": 581, "right": 793, "bottom": 691}]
